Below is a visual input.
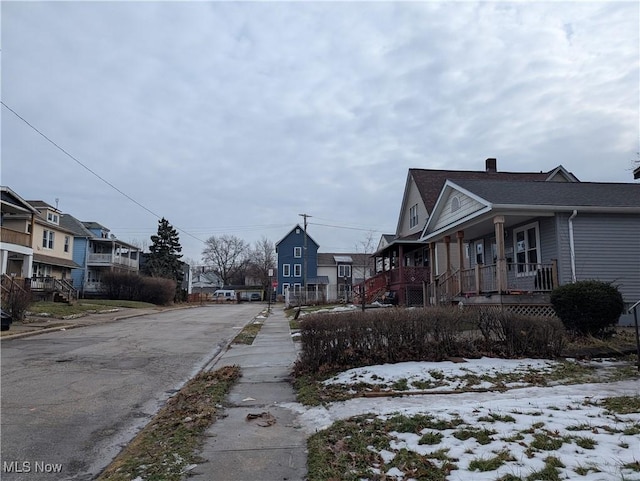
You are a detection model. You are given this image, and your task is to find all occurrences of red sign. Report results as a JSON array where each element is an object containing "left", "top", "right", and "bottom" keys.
[{"left": 272, "top": 281, "right": 278, "bottom": 288}]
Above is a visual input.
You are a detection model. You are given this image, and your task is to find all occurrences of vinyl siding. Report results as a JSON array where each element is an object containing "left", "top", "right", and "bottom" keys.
[
  {"left": 432, "top": 191, "right": 485, "bottom": 232},
  {"left": 398, "top": 178, "right": 425, "bottom": 237},
  {"left": 571, "top": 213, "right": 640, "bottom": 303}
]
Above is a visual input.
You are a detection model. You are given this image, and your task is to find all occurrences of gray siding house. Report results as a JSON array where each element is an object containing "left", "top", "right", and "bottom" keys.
[{"left": 420, "top": 179, "right": 640, "bottom": 323}]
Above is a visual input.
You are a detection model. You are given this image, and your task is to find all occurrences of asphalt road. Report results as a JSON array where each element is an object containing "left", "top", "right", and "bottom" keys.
[{"left": 0, "top": 304, "right": 262, "bottom": 481}]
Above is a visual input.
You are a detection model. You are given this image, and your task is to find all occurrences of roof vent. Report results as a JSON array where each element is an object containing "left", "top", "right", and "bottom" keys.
[{"left": 485, "top": 158, "right": 497, "bottom": 173}]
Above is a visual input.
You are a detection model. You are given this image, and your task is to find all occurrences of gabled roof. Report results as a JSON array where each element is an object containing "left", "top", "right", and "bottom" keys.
[
  {"left": 60, "top": 214, "right": 94, "bottom": 237},
  {"left": 451, "top": 179, "right": 639, "bottom": 209},
  {"left": 395, "top": 160, "right": 578, "bottom": 238},
  {"left": 82, "top": 221, "right": 109, "bottom": 232},
  {"left": 275, "top": 224, "right": 319, "bottom": 249},
  {"left": 422, "top": 179, "right": 640, "bottom": 240},
  {"left": 0, "top": 186, "right": 39, "bottom": 215},
  {"left": 27, "top": 200, "right": 59, "bottom": 212},
  {"left": 408, "top": 168, "right": 553, "bottom": 216}
]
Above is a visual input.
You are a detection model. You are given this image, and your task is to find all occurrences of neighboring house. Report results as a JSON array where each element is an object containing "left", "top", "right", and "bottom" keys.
[
  {"left": 1, "top": 186, "right": 38, "bottom": 279},
  {"left": 191, "top": 270, "right": 223, "bottom": 295},
  {"left": 1, "top": 195, "right": 79, "bottom": 302},
  {"left": 366, "top": 158, "right": 579, "bottom": 306},
  {"left": 317, "top": 253, "right": 375, "bottom": 302},
  {"left": 61, "top": 215, "right": 139, "bottom": 297},
  {"left": 420, "top": 179, "right": 640, "bottom": 322},
  {"left": 275, "top": 224, "right": 320, "bottom": 297}
]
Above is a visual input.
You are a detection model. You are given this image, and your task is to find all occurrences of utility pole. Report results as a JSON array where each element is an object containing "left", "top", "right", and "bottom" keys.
[{"left": 299, "top": 213, "right": 311, "bottom": 301}]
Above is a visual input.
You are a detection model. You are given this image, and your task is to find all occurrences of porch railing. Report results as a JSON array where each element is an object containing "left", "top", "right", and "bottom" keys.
[
  {"left": 27, "top": 277, "right": 78, "bottom": 303},
  {"left": 428, "top": 261, "right": 557, "bottom": 305},
  {"left": 87, "top": 253, "right": 138, "bottom": 268},
  {"left": 0, "top": 228, "right": 31, "bottom": 248}
]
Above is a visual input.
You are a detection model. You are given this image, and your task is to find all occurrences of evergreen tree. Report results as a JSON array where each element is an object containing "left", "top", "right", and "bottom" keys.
[{"left": 146, "top": 218, "right": 183, "bottom": 283}]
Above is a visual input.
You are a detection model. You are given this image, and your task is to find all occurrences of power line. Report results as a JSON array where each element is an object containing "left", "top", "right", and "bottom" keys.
[
  {"left": 309, "top": 221, "right": 390, "bottom": 233},
  {"left": 1, "top": 101, "right": 207, "bottom": 244}
]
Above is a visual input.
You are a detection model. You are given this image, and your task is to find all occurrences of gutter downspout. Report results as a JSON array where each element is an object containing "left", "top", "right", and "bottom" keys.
[{"left": 568, "top": 210, "right": 578, "bottom": 283}]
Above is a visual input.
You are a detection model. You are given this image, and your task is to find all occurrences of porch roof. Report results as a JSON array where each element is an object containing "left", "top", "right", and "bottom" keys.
[
  {"left": 33, "top": 253, "right": 81, "bottom": 269},
  {"left": 372, "top": 232, "right": 425, "bottom": 257},
  {"left": 422, "top": 179, "right": 640, "bottom": 241},
  {"left": 452, "top": 179, "right": 640, "bottom": 209}
]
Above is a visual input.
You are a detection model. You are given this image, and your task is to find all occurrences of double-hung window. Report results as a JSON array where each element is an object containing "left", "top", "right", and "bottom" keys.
[
  {"left": 294, "top": 246, "right": 302, "bottom": 258},
  {"left": 514, "top": 223, "right": 540, "bottom": 275},
  {"left": 42, "top": 230, "right": 54, "bottom": 249},
  {"left": 64, "top": 236, "right": 71, "bottom": 253},
  {"left": 338, "top": 264, "right": 351, "bottom": 278},
  {"left": 294, "top": 264, "right": 302, "bottom": 277},
  {"left": 283, "top": 264, "right": 291, "bottom": 277},
  {"left": 409, "top": 204, "right": 419, "bottom": 228}
]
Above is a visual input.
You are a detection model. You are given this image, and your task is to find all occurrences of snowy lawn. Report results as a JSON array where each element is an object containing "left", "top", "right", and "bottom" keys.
[{"left": 285, "top": 357, "right": 640, "bottom": 481}]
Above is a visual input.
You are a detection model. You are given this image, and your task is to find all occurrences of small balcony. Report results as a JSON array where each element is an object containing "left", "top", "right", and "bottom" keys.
[
  {"left": 0, "top": 228, "right": 31, "bottom": 248},
  {"left": 87, "top": 253, "right": 138, "bottom": 269}
]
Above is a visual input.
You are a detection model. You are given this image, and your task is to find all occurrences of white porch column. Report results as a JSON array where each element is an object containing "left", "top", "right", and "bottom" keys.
[
  {"left": 1, "top": 250, "right": 8, "bottom": 276},
  {"left": 493, "top": 216, "right": 507, "bottom": 293}
]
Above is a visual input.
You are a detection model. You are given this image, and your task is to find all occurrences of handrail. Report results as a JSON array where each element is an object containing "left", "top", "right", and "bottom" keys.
[{"left": 629, "top": 299, "right": 640, "bottom": 372}]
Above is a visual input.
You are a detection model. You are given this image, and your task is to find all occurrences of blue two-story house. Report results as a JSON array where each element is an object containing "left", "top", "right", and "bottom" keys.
[
  {"left": 60, "top": 215, "right": 140, "bottom": 297},
  {"left": 275, "top": 224, "right": 325, "bottom": 298}
]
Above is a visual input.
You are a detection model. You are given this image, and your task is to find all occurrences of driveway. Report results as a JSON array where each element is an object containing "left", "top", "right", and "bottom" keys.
[{"left": 1, "top": 304, "right": 262, "bottom": 481}]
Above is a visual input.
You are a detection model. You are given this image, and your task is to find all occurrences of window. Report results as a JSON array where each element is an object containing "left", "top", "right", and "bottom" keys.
[
  {"left": 294, "top": 264, "right": 302, "bottom": 277},
  {"left": 283, "top": 264, "right": 291, "bottom": 277},
  {"left": 294, "top": 246, "right": 302, "bottom": 258},
  {"left": 409, "top": 204, "right": 419, "bottom": 228},
  {"left": 514, "top": 223, "right": 540, "bottom": 275},
  {"left": 282, "top": 283, "right": 290, "bottom": 293},
  {"left": 338, "top": 264, "right": 351, "bottom": 278},
  {"left": 47, "top": 212, "right": 59, "bottom": 224},
  {"left": 451, "top": 196, "right": 460, "bottom": 212},
  {"left": 42, "top": 230, "right": 54, "bottom": 249},
  {"left": 64, "top": 236, "right": 70, "bottom": 253}
]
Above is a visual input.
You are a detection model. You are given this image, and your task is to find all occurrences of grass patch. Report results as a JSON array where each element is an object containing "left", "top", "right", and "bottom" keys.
[
  {"left": 27, "top": 300, "right": 158, "bottom": 318},
  {"left": 600, "top": 395, "right": 640, "bottom": 415},
  {"left": 468, "top": 450, "right": 514, "bottom": 472},
  {"left": 232, "top": 319, "right": 263, "bottom": 345},
  {"left": 418, "top": 431, "right": 444, "bottom": 445},
  {"left": 530, "top": 433, "right": 566, "bottom": 451},
  {"left": 526, "top": 456, "right": 564, "bottom": 481},
  {"left": 477, "top": 412, "right": 516, "bottom": 423},
  {"left": 574, "top": 436, "right": 597, "bottom": 449},
  {"left": 453, "top": 427, "right": 496, "bottom": 445},
  {"left": 97, "top": 365, "right": 241, "bottom": 481}
]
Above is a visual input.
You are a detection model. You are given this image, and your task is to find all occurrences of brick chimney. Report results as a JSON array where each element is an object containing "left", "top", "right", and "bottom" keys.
[{"left": 485, "top": 158, "right": 497, "bottom": 173}]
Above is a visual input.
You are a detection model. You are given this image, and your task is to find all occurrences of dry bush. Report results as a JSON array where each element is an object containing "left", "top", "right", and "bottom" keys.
[{"left": 294, "top": 307, "right": 566, "bottom": 376}]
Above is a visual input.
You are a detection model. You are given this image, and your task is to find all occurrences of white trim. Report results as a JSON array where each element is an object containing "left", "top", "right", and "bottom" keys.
[{"left": 513, "top": 221, "right": 541, "bottom": 277}]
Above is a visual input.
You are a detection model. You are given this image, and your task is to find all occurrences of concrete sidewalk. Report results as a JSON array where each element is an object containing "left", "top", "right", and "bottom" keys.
[{"left": 190, "top": 307, "right": 308, "bottom": 481}]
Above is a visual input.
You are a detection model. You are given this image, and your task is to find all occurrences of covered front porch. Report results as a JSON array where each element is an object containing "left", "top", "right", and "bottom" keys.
[
  {"left": 423, "top": 213, "right": 558, "bottom": 315},
  {"left": 357, "top": 236, "right": 430, "bottom": 306}
]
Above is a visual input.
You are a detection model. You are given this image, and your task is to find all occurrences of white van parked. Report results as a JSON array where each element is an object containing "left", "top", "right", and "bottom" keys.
[{"left": 213, "top": 290, "right": 236, "bottom": 301}]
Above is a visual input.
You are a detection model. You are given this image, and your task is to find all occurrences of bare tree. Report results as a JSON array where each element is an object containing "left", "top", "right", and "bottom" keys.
[
  {"left": 355, "top": 231, "right": 376, "bottom": 311},
  {"left": 201, "top": 234, "right": 249, "bottom": 286},
  {"left": 246, "top": 237, "right": 277, "bottom": 291}
]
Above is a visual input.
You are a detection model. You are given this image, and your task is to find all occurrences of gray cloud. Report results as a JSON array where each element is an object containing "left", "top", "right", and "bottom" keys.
[{"left": 2, "top": 1, "right": 637, "bottom": 261}]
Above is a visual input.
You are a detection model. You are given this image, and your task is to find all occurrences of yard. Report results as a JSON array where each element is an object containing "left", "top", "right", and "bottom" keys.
[
  {"left": 288, "top": 357, "right": 640, "bottom": 481},
  {"left": 287, "top": 305, "right": 640, "bottom": 481}
]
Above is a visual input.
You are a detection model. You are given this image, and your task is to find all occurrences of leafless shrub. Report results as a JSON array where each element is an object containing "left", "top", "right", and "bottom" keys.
[{"left": 294, "top": 307, "right": 566, "bottom": 376}]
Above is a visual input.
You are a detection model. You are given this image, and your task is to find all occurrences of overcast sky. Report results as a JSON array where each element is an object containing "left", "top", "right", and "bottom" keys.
[{"left": 2, "top": 1, "right": 638, "bottom": 264}]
